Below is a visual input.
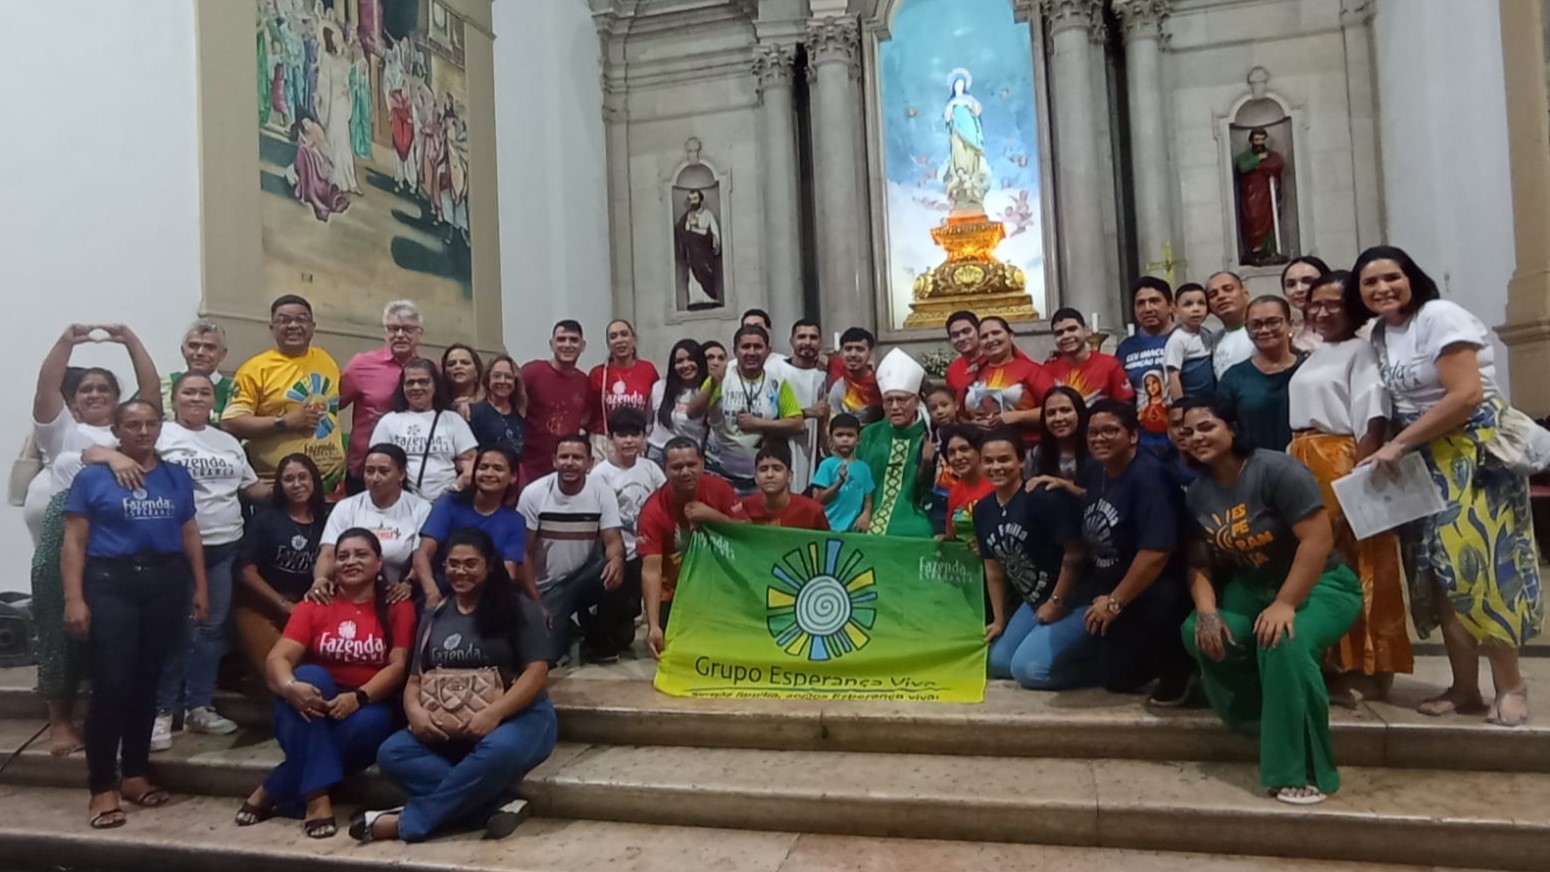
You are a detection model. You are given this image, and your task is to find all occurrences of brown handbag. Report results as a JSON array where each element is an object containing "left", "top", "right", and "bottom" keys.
[{"left": 419, "top": 666, "right": 504, "bottom": 736}]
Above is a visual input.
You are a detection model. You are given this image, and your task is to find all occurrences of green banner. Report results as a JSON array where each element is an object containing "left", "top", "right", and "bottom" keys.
[{"left": 654, "top": 524, "right": 987, "bottom": 703}]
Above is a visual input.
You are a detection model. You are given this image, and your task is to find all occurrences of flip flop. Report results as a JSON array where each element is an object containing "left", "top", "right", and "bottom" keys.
[
  {"left": 305, "top": 816, "right": 338, "bottom": 839},
  {"left": 89, "top": 807, "right": 126, "bottom": 829},
  {"left": 1416, "top": 689, "right": 1488, "bottom": 717},
  {"left": 124, "top": 787, "right": 170, "bottom": 808},
  {"left": 234, "top": 801, "right": 275, "bottom": 827},
  {"left": 348, "top": 807, "right": 402, "bottom": 843}
]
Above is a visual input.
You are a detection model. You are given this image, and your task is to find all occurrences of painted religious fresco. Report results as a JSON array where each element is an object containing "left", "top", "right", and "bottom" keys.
[
  {"left": 878, "top": 0, "right": 1046, "bottom": 329},
  {"left": 256, "top": 0, "right": 472, "bottom": 333}
]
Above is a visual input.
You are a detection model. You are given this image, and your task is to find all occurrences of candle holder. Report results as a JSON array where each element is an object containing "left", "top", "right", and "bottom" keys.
[{"left": 1087, "top": 331, "right": 1112, "bottom": 353}]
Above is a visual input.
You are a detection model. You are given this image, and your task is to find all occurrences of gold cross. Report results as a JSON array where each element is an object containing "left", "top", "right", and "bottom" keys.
[{"left": 1145, "top": 242, "right": 1188, "bottom": 288}]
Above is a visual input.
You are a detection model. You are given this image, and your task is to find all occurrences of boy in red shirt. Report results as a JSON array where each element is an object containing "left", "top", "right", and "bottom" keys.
[
  {"left": 741, "top": 445, "right": 829, "bottom": 530},
  {"left": 1042, "top": 308, "right": 1135, "bottom": 406},
  {"left": 637, "top": 437, "right": 747, "bottom": 658}
]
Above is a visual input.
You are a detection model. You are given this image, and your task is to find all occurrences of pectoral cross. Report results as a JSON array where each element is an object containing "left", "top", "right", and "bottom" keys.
[{"left": 1145, "top": 243, "right": 1188, "bottom": 288}]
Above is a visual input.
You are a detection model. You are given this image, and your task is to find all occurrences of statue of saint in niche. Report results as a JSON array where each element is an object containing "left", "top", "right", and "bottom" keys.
[
  {"left": 1234, "top": 126, "right": 1289, "bottom": 266},
  {"left": 942, "top": 68, "right": 992, "bottom": 217},
  {"left": 674, "top": 187, "right": 724, "bottom": 310}
]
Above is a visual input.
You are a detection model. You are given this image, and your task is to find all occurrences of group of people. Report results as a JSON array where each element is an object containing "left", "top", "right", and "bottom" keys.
[{"left": 19, "top": 241, "right": 1543, "bottom": 833}]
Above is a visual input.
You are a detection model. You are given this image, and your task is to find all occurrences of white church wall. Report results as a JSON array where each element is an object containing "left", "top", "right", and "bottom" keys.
[
  {"left": 1374, "top": 0, "right": 1514, "bottom": 399},
  {"left": 0, "top": 0, "right": 205, "bottom": 591},
  {"left": 493, "top": 0, "right": 613, "bottom": 366},
  {"left": 1164, "top": 0, "right": 1364, "bottom": 297}
]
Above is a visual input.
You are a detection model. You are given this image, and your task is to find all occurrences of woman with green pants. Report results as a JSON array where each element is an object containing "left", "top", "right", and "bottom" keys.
[{"left": 1177, "top": 396, "right": 1360, "bottom": 805}]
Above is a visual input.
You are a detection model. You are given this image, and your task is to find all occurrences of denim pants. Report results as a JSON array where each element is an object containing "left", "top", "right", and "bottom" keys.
[
  {"left": 1096, "top": 582, "right": 1194, "bottom": 693},
  {"left": 83, "top": 554, "right": 191, "bottom": 794},
  {"left": 377, "top": 698, "right": 558, "bottom": 842},
  {"left": 539, "top": 555, "right": 608, "bottom": 663},
  {"left": 988, "top": 602, "right": 1100, "bottom": 690},
  {"left": 263, "top": 664, "right": 396, "bottom": 816},
  {"left": 157, "top": 540, "right": 240, "bottom": 715}
]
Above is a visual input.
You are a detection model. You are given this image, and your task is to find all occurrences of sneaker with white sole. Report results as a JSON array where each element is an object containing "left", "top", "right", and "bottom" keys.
[
  {"left": 150, "top": 714, "right": 174, "bottom": 752},
  {"left": 184, "top": 706, "right": 238, "bottom": 735}
]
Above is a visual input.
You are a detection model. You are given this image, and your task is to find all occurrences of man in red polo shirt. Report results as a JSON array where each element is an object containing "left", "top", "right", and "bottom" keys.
[{"left": 638, "top": 436, "right": 747, "bottom": 658}]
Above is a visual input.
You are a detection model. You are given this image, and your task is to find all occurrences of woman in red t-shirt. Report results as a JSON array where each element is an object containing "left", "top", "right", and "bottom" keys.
[
  {"left": 590, "top": 320, "right": 661, "bottom": 436},
  {"left": 235, "top": 528, "right": 415, "bottom": 839},
  {"left": 942, "top": 427, "right": 994, "bottom": 542}
]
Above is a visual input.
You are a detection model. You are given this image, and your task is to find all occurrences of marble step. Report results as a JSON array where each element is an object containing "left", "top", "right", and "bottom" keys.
[
  {"left": 2, "top": 661, "right": 1546, "bottom": 772},
  {"left": 0, "top": 784, "right": 1485, "bottom": 872},
  {"left": 0, "top": 721, "right": 1544, "bottom": 870}
]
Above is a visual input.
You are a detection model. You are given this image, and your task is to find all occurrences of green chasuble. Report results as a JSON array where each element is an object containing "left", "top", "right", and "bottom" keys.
[{"left": 856, "top": 417, "right": 932, "bottom": 538}]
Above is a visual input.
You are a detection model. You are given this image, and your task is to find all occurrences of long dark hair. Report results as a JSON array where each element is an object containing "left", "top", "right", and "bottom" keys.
[
  {"left": 441, "top": 527, "right": 524, "bottom": 641},
  {"left": 393, "top": 358, "right": 452, "bottom": 412},
  {"left": 1175, "top": 395, "right": 1256, "bottom": 468},
  {"left": 270, "top": 452, "right": 327, "bottom": 518},
  {"left": 455, "top": 445, "right": 519, "bottom": 506},
  {"left": 658, "top": 338, "right": 707, "bottom": 430},
  {"left": 1036, "top": 385, "right": 1091, "bottom": 478},
  {"left": 364, "top": 442, "right": 411, "bottom": 491},
  {"left": 441, "top": 343, "right": 485, "bottom": 399},
  {"left": 333, "top": 527, "right": 394, "bottom": 651},
  {"left": 1344, "top": 245, "right": 1441, "bottom": 323}
]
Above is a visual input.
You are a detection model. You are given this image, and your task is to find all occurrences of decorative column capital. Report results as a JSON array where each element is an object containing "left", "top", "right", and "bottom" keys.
[
  {"left": 1339, "top": 0, "right": 1374, "bottom": 28},
  {"left": 807, "top": 16, "right": 861, "bottom": 72},
  {"left": 1039, "top": 0, "right": 1103, "bottom": 37},
  {"left": 1114, "top": 0, "right": 1170, "bottom": 41},
  {"left": 753, "top": 43, "right": 798, "bottom": 93}
]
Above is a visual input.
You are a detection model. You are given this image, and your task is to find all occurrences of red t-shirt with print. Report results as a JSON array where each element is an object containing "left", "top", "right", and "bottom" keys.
[
  {"left": 1043, "top": 352, "right": 1136, "bottom": 405},
  {"left": 589, "top": 359, "right": 662, "bottom": 432},
  {"left": 637, "top": 474, "right": 746, "bottom": 602},
  {"left": 282, "top": 598, "right": 416, "bottom": 688},
  {"left": 521, "top": 360, "right": 597, "bottom": 480},
  {"left": 741, "top": 493, "right": 831, "bottom": 530}
]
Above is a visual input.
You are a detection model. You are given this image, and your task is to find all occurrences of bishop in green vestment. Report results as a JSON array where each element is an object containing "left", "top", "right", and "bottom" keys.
[{"left": 858, "top": 349, "right": 933, "bottom": 538}]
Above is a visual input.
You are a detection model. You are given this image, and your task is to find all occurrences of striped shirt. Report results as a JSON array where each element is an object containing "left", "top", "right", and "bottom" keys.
[{"left": 516, "top": 473, "right": 622, "bottom": 591}]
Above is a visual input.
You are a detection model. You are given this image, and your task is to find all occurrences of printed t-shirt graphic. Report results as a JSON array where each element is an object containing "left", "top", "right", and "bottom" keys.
[{"left": 222, "top": 346, "right": 346, "bottom": 489}]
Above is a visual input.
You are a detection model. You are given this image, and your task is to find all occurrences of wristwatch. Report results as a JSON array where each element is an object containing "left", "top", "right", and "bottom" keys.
[
  {"left": 1049, "top": 594, "right": 1064, "bottom": 606},
  {"left": 353, "top": 689, "right": 370, "bottom": 706},
  {"left": 1105, "top": 597, "right": 1125, "bottom": 615}
]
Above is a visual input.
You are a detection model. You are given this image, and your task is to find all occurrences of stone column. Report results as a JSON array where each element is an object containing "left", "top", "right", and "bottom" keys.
[
  {"left": 1040, "top": 0, "right": 1114, "bottom": 327},
  {"left": 1116, "top": 0, "right": 1174, "bottom": 283},
  {"left": 754, "top": 43, "right": 805, "bottom": 334},
  {"left": 1496, "top": 0, "right": 1550, "bottom": 415},
  {"left": 1340, "top": 0, "right": 1384, "bottom": 249},
  {"left": 807, "top": 16, "right": 869, "bottom": 333}
]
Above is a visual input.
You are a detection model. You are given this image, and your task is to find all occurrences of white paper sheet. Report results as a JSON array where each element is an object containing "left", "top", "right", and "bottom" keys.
[{"left": 1331, "top": 453, "right": 1447, "bottom": 541}]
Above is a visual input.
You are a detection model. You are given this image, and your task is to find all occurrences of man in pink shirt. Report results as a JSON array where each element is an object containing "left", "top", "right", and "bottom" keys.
[
  {"left": 340, "top": 300, "right": 423, "bottom": 493},
  {"left": 521, "top": 319, "right": 598, "bottom": 483}
]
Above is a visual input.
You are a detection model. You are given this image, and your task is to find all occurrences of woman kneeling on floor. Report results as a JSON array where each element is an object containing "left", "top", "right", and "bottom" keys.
[
  {"left": 235, "top": 528, "right": 415, "bottom": 838},
  {"left": 354, "top": 527, "right": 556, "bottom": 843},
  {"left": 1178, "top": 397, "right": 1360, "bottom": 805}
]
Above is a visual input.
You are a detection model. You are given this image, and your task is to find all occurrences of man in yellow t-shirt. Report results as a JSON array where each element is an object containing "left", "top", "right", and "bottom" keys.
[{"left": 220, "top": 294, "right": 347, "bottom": 491}]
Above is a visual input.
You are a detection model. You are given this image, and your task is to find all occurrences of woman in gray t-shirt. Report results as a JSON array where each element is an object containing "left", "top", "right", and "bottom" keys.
[
  {"left": 360, "top": 528, "right": 555, "bottom": 843},
  {"left": 1177, "top": 397, "right": 1361, "bottom": 807}
]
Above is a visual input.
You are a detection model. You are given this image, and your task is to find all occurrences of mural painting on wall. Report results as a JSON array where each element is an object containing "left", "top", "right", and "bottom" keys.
[
  {"left": 672, "top": 158, "right": 726, "bottom": 313},
  {"left": 880, "top": 0, "right": 1045, "bottom": 329},
  {"left": 257, "top": 0, "right": 472, "bottom": 332}
]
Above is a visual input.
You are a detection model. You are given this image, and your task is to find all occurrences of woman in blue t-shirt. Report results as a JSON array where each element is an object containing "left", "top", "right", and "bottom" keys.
[
  {"left": 411, "top": 446, "right": 538, "bottom": 605},
  {"left": 357, "top": 528, "right": 555, "bottom": 843},
  {"left": 60, "top": 400, "right": 208, "bottom": 830}
]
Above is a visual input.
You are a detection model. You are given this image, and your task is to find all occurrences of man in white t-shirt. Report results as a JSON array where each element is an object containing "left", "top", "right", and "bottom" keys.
[
  {"left": 589, "top": 409, "right": 667, "bottom": 661},
  {"left": 767, "top": 319, "right": 829, "bottom": 494},
  {"left": 691, "top": 325, "right": 806, "bottom": 495},
  {"left": 518, "top": 434, "right": 626, "bottom": 663},
  {"left": 1207, "top": 271, "right": 1255, "bottom": 378}
]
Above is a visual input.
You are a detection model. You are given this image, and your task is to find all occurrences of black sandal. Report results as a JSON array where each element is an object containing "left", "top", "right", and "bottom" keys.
[
  {"left": 234, "top": 801, "right": 274, "bottom": 827},
  {"left": 124, "top": 786, "right": 170, "bottom": 808},
  {"left": 89, "top": 807, "right": 126, "bottom": 830},
  {"left": 304, "top": 816, "right": 337, "bottom": 839}
]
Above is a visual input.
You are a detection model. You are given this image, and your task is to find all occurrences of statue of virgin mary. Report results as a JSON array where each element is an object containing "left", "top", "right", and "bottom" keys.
[{"left": 942, "top": 68, "right": 991, "bottom": 216}]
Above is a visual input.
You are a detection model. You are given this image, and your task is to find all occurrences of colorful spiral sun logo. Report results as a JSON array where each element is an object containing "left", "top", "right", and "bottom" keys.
[
  {"left": 286, "top": 373, "right": 340, "bottom": 439},
  {"left": 765, "top": 538, "right": 877, "bottom": 662}
]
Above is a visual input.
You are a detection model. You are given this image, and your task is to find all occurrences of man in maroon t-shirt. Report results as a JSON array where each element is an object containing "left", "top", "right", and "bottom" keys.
[
  {"left": 637, "top": 436, "right": 747, "bottom": 657},
  {"left": 521, "top": 320, "right": 598, "bottom": 483},
  {"left": 588, "top": 319, "right": 660, "bottom": 435}
]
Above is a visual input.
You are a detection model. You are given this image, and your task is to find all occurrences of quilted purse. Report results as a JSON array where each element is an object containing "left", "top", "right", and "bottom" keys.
[{"left": 419, "top": 666, "right": 504, "bottom": 736}]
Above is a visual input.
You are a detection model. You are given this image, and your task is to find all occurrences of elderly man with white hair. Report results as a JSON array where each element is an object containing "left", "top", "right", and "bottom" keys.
[
  {"left": 340, "top": 300, "right": 424, "bottom": 494},
  {"left": 157, "top": 319, "right": 232, "bottom": 424},
  {"left": 854, "top": 349, "right": 933, "bottom": 538}
]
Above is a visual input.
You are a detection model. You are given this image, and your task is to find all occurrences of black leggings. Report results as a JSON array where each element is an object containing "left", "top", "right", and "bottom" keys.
[
  {"left": 83, "top": 555, "right": 190, "bottom": 794},
  {"left": 1097, "top": 581, "right": 1193, "bottom": 693}
]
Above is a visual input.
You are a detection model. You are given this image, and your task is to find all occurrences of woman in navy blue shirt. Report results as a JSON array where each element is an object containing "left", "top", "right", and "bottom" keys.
[{"left": 61, "top": 400, "right": 208, "bottom": 830}]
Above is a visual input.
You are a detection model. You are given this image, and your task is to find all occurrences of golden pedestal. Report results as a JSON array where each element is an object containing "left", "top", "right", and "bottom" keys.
[{"left": 904, "top": 216, "right": 1040, "bottom": 329}]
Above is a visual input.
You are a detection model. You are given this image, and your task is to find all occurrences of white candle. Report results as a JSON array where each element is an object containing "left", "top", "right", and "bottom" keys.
[
  {"left": 1090, "top": 311, "right": 1101, "bottom": 332},
  {"left": 833, "top": 331, "right": 842, "bottom": 351}
]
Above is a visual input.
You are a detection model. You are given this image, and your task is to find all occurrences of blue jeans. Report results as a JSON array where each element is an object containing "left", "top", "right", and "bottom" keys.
[
  {"left": 539, "top": 555, "right": 607, "bottom": 663},
  {"left": 263, "top": 664, "right": 396, "bottom": 816},
  {"left": 377, "top": 698, "right": 558, "bottom": 842},
  {"left": 158, "top": 541, "right": 240, "bottom": 714},
  {"left": 988, "top": 602, "right": 1099, "bottom": 690}
]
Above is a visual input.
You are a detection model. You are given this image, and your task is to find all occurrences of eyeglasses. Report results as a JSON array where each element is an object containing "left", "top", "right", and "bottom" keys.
[
  {"left": 1247, "top": 317, "right": 1287, "bottom": 333},
  {"left": 272, "top": 314, "right": 314, "bottom": 327},
  {"left": 1089, "top": 425, "right": 1125, "bottom": 440},
  {"left": 1304, "top": 300, "right": 1343, "bottom": 314},
  {"left": 385, "top": 324, "right": 422, "bottom": 335}
]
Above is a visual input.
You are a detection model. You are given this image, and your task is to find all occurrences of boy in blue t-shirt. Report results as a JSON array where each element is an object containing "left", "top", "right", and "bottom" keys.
[{"left": 811, "top": 414, "right": 876, "bottom": 532}]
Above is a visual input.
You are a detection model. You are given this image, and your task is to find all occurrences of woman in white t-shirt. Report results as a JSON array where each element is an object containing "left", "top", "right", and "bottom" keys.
[
  {"left": 647, "top": 339, "right": 709, "bottom": 465},
  {"left": 1288, "top": 271, "right": 1411, "bottom": 705},
  {"left": 312, "top": 443, "right": 432, "bottom": 589},
  {"left": 368, "top": 359, "right": 477, "bottom": 502},
  {"left": 27, "top": 323, "right": 159, "bottom": 758},
  {"left": 1353, "top": 246, "right": 1541, "bottom": 727},
  {"left": 87, "top": 373, "right": 267, "bottom": 745}
]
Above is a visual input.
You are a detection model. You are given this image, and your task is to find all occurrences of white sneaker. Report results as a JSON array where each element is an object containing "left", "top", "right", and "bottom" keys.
[
  {"left": 150, "top": 714, "right": 174, "bottom": 752},
  {"left": 184, "top": 706, "right": 238, "bottom": 736}
]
